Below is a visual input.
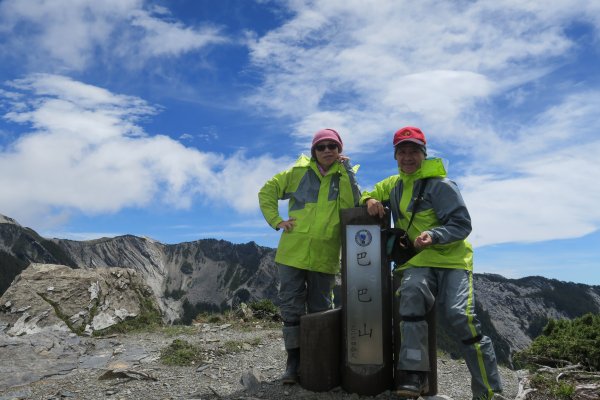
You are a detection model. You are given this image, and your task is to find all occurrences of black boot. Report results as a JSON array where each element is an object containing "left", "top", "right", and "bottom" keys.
[
  {"left": 395, "top": 371, "right": 428, "bottom": 398},
  {"left": 281, "top": 348, "right": 300, "bottom": 384}
]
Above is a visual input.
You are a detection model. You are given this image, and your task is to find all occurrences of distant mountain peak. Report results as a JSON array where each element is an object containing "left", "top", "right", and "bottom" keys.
[{"left": 0, "top": 214, "right": 21, "bottom": 226}]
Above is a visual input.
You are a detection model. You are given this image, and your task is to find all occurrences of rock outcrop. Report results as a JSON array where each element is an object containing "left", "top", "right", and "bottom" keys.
[
  {"left": 0, "top": 262, "right": 162, "bottom": 390},
  {"left": 0, "top": 263, "right": 158, "bottom": 336}
]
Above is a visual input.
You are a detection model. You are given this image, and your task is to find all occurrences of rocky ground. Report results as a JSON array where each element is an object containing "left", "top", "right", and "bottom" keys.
[{"left": 0, "top": 318, "right": 520, "bottom": 400}]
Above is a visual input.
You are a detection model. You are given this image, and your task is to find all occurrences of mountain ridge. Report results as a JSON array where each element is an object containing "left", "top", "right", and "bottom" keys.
[{"left": 1, "top": 213, "right": 599, "bottom": 366}]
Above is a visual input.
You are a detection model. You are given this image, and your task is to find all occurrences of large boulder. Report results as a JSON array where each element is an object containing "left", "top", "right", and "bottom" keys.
[{"left": 0, "top": 263, "right": 160, "bottom": 336}]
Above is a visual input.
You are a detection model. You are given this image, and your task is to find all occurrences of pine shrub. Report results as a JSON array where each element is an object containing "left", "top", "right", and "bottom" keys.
[{"left": 515, "top": 313, "right": 600, "bottom": 371}]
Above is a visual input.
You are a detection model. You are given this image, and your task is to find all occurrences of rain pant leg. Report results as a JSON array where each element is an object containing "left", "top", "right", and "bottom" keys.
[
  {"left": 278, "top": 263, "right": 335, "bottom": 350},
  {"left": 437, "top": 269, "right": 503, "bottom": 399},
  {"left": 306, "top": 270, "right": 335, "bottom": 314},
  {"left": 397, "top": 267, "right": 437, "bottom": 372}
]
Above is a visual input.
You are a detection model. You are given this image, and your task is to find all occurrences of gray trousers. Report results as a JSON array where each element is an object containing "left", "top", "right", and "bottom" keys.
[
  {"left": 398, "top": 267, "right": 502, "bottom": 399},
  {"left": 278, "top": 263, "right": 335, "bottom": 350}
]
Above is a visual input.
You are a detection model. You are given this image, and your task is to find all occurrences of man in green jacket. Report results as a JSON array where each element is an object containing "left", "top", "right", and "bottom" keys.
[
  {"left": 361, "top": 126, "right": 502, "bottom": 399},
  {"left": 258, "top": 128, "right": 360, "bottom": 384}
]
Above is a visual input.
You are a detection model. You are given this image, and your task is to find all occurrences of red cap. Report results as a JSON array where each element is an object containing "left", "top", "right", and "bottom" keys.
[
  {"left": 393, "top": 126, "right": 426, "bottom": 147},
  {"left": 311, "top": 128, "right": 343, "bottom": 151}
]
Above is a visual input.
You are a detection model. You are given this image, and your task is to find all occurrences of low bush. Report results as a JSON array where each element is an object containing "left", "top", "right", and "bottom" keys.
[
  {"left": 160, "top": 339, "right": 203, "bottom": 366},
  {"left": 248, "top": 299, "right": 280, "bottom": 320},
  {"left": 515, "top": 313, "right": 600, "bottom": 371}
]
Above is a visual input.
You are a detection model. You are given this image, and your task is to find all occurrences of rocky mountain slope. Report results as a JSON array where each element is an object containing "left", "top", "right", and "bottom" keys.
[
  {"left": 471, "top": 273, "right": 600, "bottom": 364},
  {"left": 1, "top": 213, "right": 600, "bottom": 366},
  {"left": 0, "top": 315, "right": 521, "bottom": 400}
]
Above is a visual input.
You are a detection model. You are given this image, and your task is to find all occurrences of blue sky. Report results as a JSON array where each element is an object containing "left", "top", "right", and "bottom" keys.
[{"left": 0, "top": 1, "right": 599, "bottom": 285}]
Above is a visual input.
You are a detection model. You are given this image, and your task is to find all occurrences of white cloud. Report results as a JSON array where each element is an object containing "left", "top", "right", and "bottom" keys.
[
  {"left": 462, "top": 138, "right": 600, "bottom": 247},
  {"left": 246, "top": 0, "right": 596, "bottom": 153},
  {"left": 0, "top": 74, "right": 289, "bottom": 228},
  {"left": 380, "top": 70, "right": 493, "bottom": 122},
  {"left": 456, "top": 89, "right": 600, "bottom": 247},
  {"left": 129, "top": 9, "right": 227, "bottom": 57},
  {"left": 0, "top": 0, "right": 227, "bottom": 71}
]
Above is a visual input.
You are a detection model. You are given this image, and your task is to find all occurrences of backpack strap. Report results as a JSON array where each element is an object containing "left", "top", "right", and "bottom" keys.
[{"left": 389, "top": 178, "right": 429, "bottom": 231}]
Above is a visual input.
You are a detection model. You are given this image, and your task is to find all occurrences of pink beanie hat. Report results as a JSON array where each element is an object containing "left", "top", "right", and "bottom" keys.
[{"left": 311, "top": 128, "right": 343, "bottom": 151}]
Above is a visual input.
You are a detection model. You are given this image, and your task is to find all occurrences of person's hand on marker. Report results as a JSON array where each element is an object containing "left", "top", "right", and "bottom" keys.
[{"left": 365, "top": 198, "right": 386, "bottom": 218}]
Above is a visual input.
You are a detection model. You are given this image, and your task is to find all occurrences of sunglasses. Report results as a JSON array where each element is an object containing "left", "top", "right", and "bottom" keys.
[{"left": 314, "top": 143, "right": 339, "bottom": 152}]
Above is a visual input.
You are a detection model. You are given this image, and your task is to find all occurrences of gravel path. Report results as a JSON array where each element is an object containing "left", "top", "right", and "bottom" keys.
[{"left": 0, "top": 322, "right": 519, "bottom": 400}]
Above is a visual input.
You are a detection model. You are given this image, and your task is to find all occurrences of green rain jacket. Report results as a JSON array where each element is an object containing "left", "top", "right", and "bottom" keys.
[
  {"left": 360, "top": 158, "right": 473, "bottom": 271},
  {"left": 259, "top": 155, "right": 361, "bottom": 274}
]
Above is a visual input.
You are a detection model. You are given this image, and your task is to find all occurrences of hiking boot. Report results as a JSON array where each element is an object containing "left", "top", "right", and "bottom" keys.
[
  {"left": 281, "top": 348, "right": 300, "bottom": 384},
  {"left": 395, "top": 371, "right": 428, "bottom": 398}
]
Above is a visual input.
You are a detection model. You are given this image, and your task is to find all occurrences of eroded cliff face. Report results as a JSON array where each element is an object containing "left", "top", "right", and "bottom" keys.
[{"left": 160, "top": 240, "right": 278, "bottom": 315}]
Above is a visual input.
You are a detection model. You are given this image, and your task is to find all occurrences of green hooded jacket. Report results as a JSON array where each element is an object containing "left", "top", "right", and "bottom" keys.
[
  {"left": 360, "top": 158, "right": 473, "bottom": 271},
  {"left": 259, "top": 155, "right": 360, "bottom": 274}
]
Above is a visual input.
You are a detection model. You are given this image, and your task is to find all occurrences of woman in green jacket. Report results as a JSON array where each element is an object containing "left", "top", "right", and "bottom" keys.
[
  {"left": 361, "top": 126, "right": 502, "bottom": 400},
  {"left": 258, "top": 128, "right": 360, "bottom": 384}
]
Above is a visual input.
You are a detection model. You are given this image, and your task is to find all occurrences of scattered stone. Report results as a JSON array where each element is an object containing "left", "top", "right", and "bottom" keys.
[
  {"left": 196, "top": 364, "right": 211, "bottom": 373},
  {"left": 98, "top": 368, "right": 157, "bottom": 382},
  {"left": 54, "top": 390, "right": 78, "bottom": 397},
  {"left": 238, "top": 303, "right": 254, "bottom": 320},
  {"left": 240, "top": 368, "right": 262, "bottom": 393}
]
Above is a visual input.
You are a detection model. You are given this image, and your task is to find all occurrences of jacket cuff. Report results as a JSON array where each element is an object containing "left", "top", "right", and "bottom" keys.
[
  {"left": 270, "top": 217, "right": 283, "bottom": 230},
  {"left": 424, "top": 230, "right": 438, "bottom": 244}
]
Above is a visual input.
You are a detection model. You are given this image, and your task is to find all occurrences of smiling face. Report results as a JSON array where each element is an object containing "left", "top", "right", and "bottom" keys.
[
  {"left": 395, "top": 142, "right": 425, "bottom": 174},
  {"left": 313, "top": 140, "right": 340, "bottom": 170}
]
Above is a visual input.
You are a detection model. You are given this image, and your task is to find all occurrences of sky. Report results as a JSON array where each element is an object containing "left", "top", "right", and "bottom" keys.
[{"left": 0, "top": 0, "right": 599, "bottom": 285}]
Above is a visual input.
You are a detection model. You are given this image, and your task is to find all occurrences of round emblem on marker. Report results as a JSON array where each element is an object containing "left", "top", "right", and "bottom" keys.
[{"left": 355, "top": 229, "right": 372, "bottom": 247}]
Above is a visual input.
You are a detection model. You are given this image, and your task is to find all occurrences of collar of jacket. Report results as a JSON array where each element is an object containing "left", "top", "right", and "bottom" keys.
[
  {"left": 294, "top": 154, "right": 312, "bottom": 167},
  {"left": 398, "top": 157, "right": 447, "bottom": 181}
]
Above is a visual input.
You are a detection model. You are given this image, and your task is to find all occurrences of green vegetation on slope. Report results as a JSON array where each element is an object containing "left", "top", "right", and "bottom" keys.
[{"left": 515, "top": 312, "right": 600, "bottom": 371}]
